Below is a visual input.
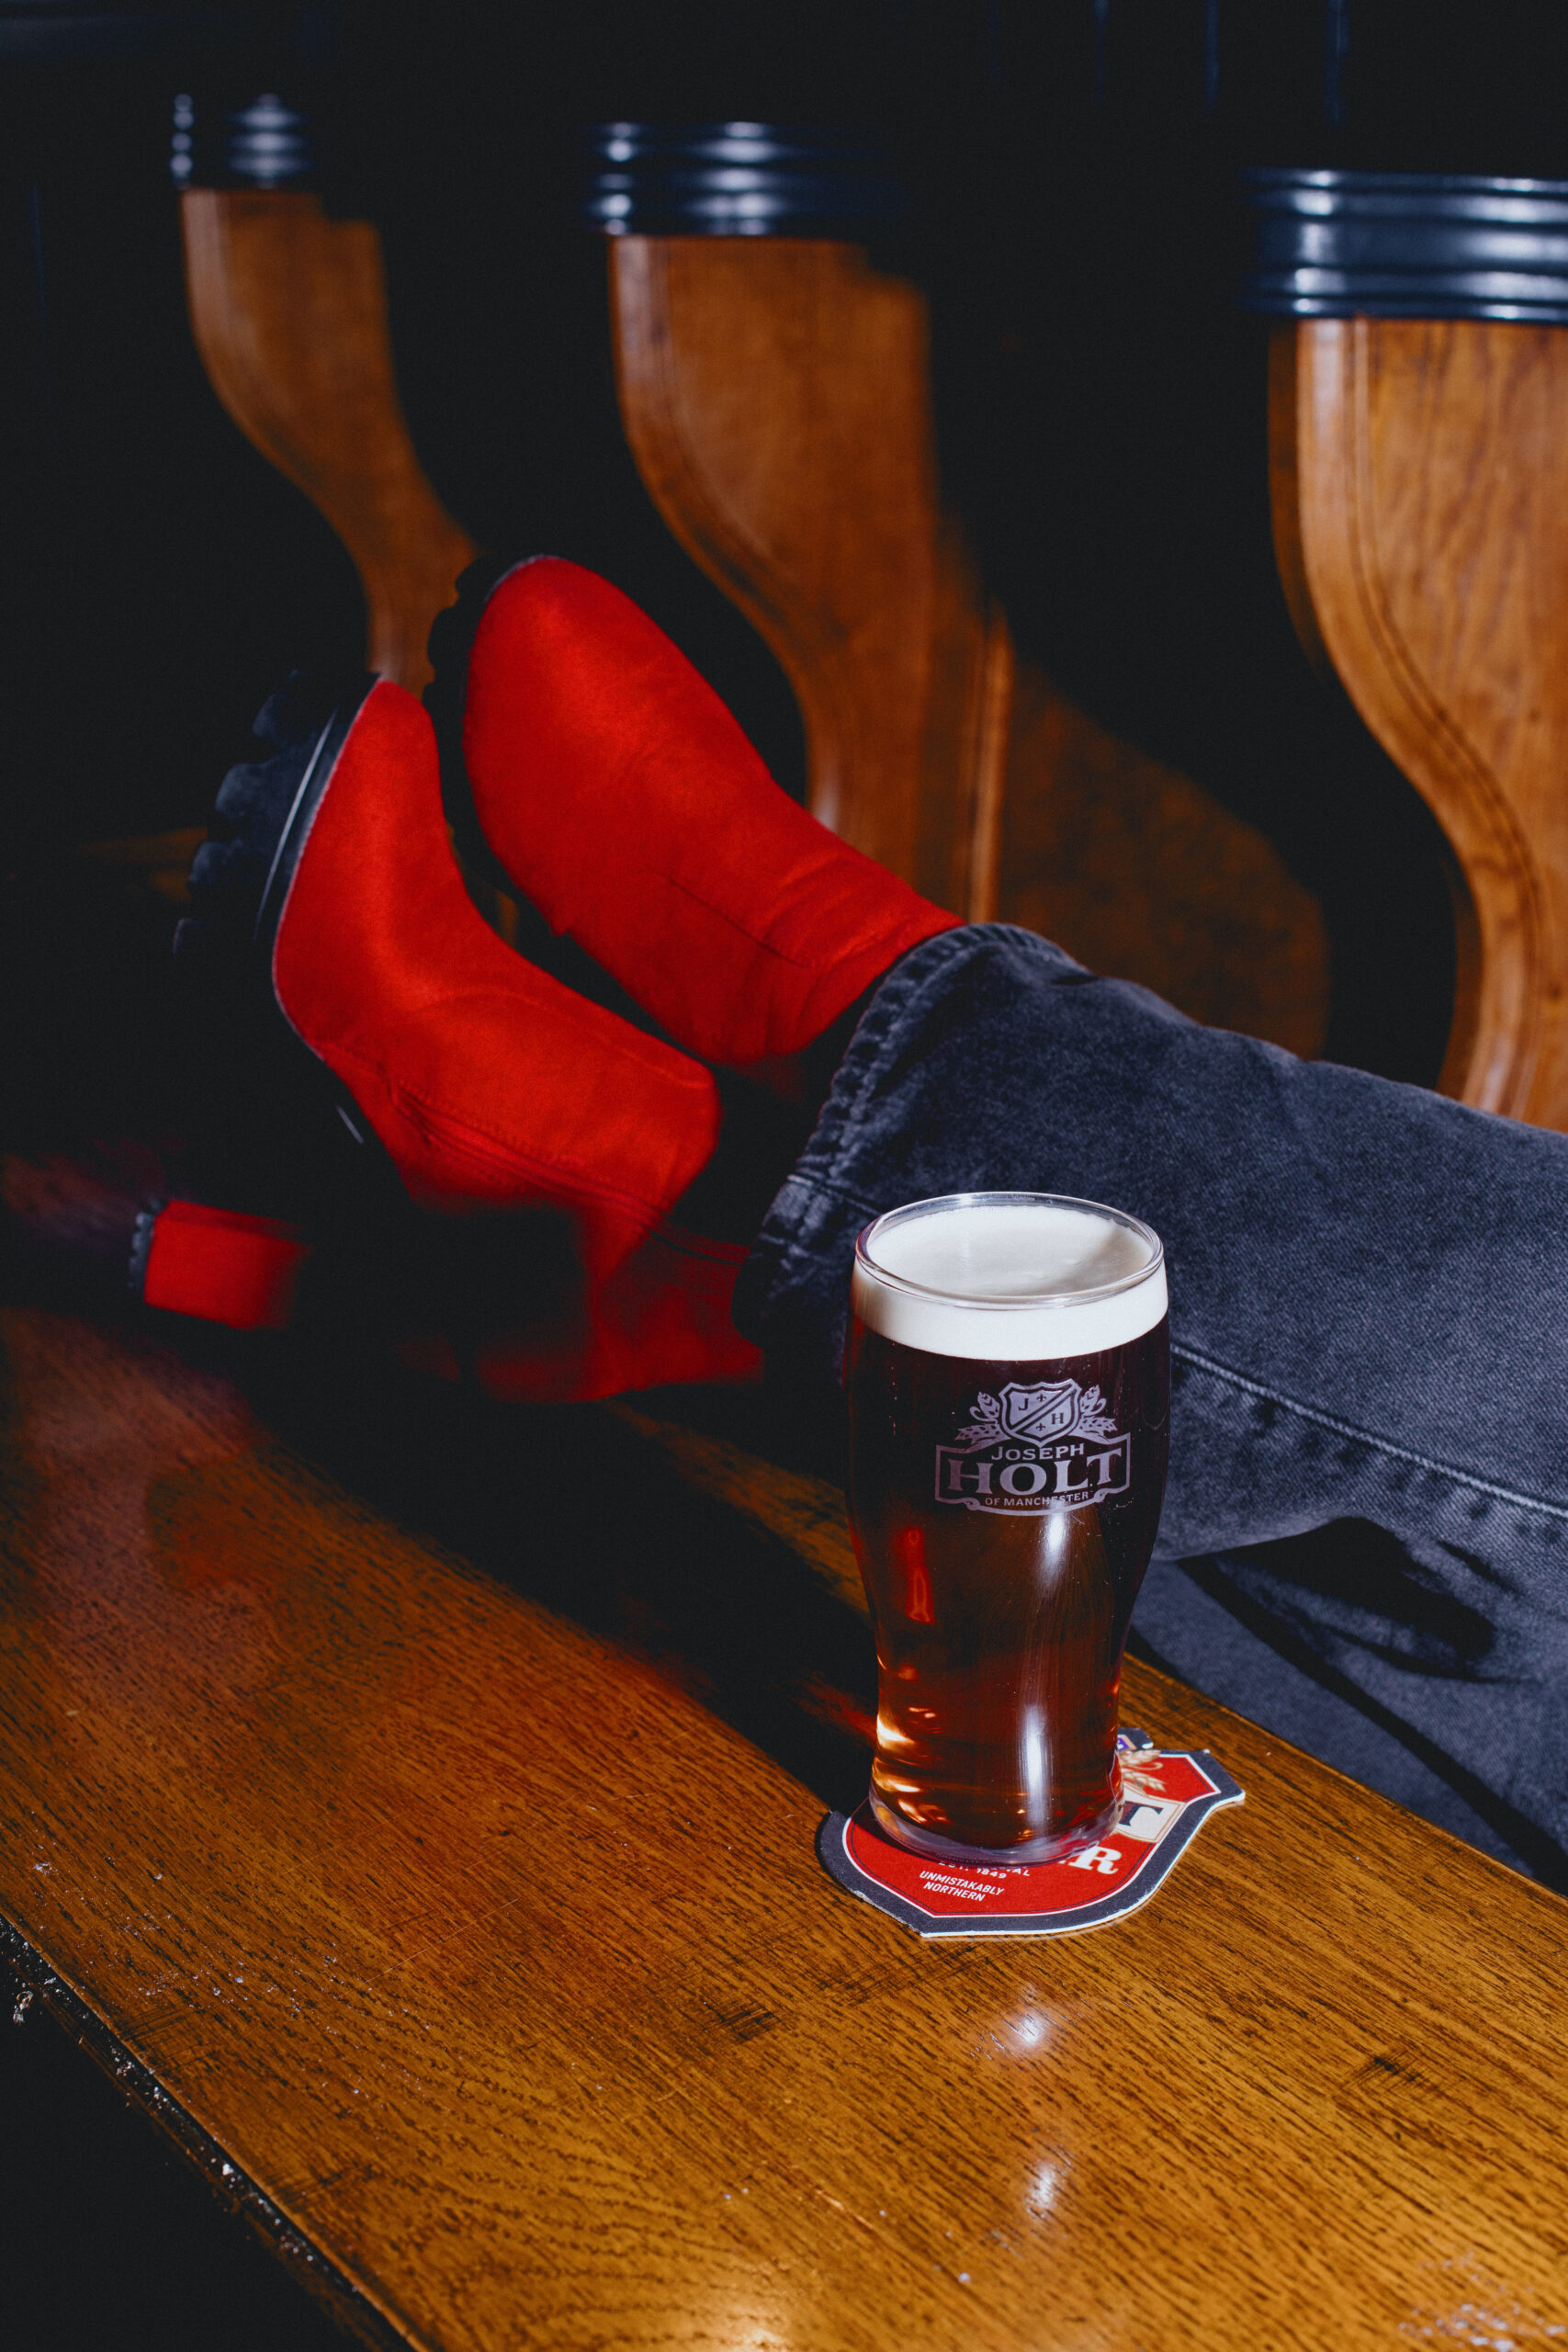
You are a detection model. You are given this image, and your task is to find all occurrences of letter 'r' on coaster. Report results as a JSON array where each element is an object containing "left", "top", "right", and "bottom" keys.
[{"left": 818, "top": 1733, "right": 1243, "bottom": 1939}]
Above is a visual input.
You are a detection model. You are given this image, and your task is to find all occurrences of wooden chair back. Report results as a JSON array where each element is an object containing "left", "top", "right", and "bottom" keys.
[
  {"left": 607, "top": 211, "right": 1328, "bottom": 1057},
  {"left": 178, "top": 119, "right": 1333, "bottom": 1063},
  {"left": 611, "top": 233, "right": 1011, "bottom": 922},
  {"left": 181, "top": 187, "right": 476, "bottom": 695},
  {"left": 1255, "top": 169, "right": 1568, "bottom": 1127}
]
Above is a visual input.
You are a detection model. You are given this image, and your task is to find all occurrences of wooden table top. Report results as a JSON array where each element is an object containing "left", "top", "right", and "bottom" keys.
[{"left": 3, "top": 1297, "right": 1566, "bottom": 2352}]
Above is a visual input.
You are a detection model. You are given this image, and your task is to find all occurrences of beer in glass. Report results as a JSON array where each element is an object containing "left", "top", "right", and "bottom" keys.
[{"left": 847, "top": 1192, "right": 1168, "bottom": 1863}]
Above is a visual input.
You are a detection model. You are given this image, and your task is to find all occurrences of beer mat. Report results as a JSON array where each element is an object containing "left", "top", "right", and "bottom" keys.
[{"left": 817, "top": 1732, "right": 1243, "bottom": 1939}]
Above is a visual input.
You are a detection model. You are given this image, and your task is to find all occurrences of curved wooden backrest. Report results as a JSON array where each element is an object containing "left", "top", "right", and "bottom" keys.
[
  {"left": 1270, "top": 315, "right": 1568, "bottom": 1128},
  {"left": 611, "top": 234, "right": 1329, "bottom": 1054},
  {"left": 181, "top": 189, "right": 477, "bottom": 693},
  {"left": 610, "top": 236, "right": 1011, "bottom": 920},
  {"left": 177, "top": 189, "right": 1329, "bottom": 1053}
]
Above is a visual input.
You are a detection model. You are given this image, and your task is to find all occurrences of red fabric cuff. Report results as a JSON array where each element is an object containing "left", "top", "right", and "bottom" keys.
[{"left": 141, "top": 1201, "right": 311, "bottom": 1330}]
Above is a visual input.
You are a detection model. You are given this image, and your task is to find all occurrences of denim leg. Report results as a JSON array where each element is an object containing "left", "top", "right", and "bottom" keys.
[{"left": 737, "top": 926, "right": 1568, "bottom": 1884}]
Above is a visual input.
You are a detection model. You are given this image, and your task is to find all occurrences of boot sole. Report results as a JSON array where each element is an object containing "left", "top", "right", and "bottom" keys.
[
  {"left": 254, "top": 685, "right": 375, "bottom": 952},
  {"left": 181, "top": 672, "right": 376, "bottom": 964},
  {"left": 180, "top": 673, "right": 408, "bottom": 1192}
]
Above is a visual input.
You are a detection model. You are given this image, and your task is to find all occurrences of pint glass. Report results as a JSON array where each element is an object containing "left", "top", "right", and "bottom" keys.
[{"left": 846, "top": 1193, "right": 1168, "bottom": 1863}]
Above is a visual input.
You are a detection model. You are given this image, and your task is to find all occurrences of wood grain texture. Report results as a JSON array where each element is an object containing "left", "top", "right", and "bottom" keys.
[
  {"left": 181, "top": 191, "right": 477, "bottom": 693},
  {"left": 613, "top": 237, "right": 1329, "bottom": 1051},
  {"left": 611, "top": 235, "right": 1020, "bottom": 919},
  {"left": 1271, "top": 316, "right": 1568, "bottom": 1123},
  {"left": 2, "top": 1306, "right": 1564, "bottom": 2350}
]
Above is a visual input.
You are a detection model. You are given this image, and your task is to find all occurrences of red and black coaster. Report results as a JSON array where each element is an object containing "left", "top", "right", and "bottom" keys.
[{"left": 818, "top": 1730, "right": 1243, "bottom": 1939}]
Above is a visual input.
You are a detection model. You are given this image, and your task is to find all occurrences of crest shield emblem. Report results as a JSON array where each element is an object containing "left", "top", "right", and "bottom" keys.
[
  {"left": 998, "top": 1381, "right": 1081, "bottom": 1442},
  {"left": 941, "top": 1377, "right": 1127, "bottom": 1511}
]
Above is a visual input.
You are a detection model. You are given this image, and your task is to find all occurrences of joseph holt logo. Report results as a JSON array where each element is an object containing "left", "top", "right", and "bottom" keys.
[{"left": 935, "top": 1379, "right": 1129, "bottom": 1514}]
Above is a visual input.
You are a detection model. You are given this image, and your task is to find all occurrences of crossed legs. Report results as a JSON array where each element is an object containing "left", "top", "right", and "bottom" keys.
[
  {"left": 147, "top": 561, "right": 953, "bottom": 1398},
  {"left": 124, "top": 556, "right": 1568, "bottom": 1884}
]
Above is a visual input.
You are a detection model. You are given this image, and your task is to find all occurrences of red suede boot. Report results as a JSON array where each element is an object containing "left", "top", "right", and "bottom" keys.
[
  {"left": 276, "top": 684, "right": 719, "bottom": 1263},
  {"left": 177, "top": 673, "right": 728, "bottom": 1333},
  {"left": 444, "top": 557, "right": 960, "bottom": 1069}
]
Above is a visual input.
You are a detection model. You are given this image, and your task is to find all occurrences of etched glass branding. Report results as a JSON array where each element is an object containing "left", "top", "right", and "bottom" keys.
[
  {"left": 847, "top": 1192, "right": 1169, "bottom": 1864},
  {"left": 935, "top": 1378, "right": 1128, "bottom": 1512}
]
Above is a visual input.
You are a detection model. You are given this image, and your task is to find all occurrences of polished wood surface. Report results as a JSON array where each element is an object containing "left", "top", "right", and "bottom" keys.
[
  {"left": 1271, "top": 316, "right": 1568, "bottom": 1123},
  {"left": 181, "top": 191, "right": 477, "bottom": 693},
  {"left": 3, "top": 1301, "right": 1564, "bottom": 2349},
  {"left": 614, "top": 237, "right": 1328, "bottom": 1053}
]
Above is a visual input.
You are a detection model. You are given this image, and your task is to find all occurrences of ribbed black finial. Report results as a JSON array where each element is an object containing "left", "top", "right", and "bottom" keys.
[
  {"left": 170, "top": 93, "right": 315, "bottom": 191},
  {"left": 1241, "top": 168, "right": 1568, "bottom": 323},
  {"left": 585, "top": 123, "right": 903, "bottom": 238}
]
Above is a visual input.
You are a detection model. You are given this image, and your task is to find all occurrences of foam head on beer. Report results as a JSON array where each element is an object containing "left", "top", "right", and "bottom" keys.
[{"left": 853, "top": 1193, "right": 1167, "bottom": 1359}]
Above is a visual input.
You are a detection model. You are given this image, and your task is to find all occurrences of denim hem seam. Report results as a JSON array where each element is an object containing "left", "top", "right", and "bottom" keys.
[
  {"left": 752, "top": 1177, "right": 886, "bottom": 1319},
  {"left": 1175, "top": 1341, "right": 1568, "bottom": 1524},
  {"left": 780, "top": 927, "right": 1063, "bottom": 1202},
  {"left": 778, "top": 1173, "right": 886, "bottom": 1229}
]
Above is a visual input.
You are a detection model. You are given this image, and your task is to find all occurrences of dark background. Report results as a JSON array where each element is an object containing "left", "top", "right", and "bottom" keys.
[{"left": 6, "top": 3, "right": 1568, "bottom": 2344}]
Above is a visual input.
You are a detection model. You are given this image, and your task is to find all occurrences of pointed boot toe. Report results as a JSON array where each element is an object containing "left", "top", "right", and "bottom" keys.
[{"left": 428, "top": 555, "right": 959, "bottom": 1069}]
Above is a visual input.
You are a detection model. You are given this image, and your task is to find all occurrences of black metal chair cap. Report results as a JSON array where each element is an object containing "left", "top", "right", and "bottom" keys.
[
  {"left": 171, "top": 91, "right": 313, "bottom": 190},
  {"left": 1242, "top": 168, "right": 1568, "bottom": 324},
  {"left": 585, "top": 122, "right": 903, "bottom": 238}
]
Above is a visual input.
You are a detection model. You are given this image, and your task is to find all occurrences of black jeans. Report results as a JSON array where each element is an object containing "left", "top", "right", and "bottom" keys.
[{"left": 738, "top": 926, "right": 1568, "bottom": 1887}]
